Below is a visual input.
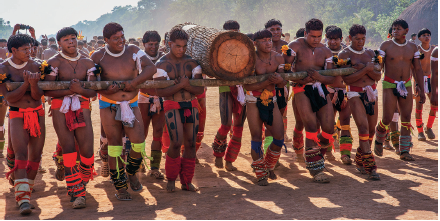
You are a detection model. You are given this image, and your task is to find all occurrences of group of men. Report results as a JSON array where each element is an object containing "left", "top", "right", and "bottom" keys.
[{"left": 0, "top": 17, "right": 437, "bottom": 215}]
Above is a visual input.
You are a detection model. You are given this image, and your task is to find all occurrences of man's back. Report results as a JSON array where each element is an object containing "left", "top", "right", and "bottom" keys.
[{"left": 43, "top": 48, "right": 57, "bottom": 61}]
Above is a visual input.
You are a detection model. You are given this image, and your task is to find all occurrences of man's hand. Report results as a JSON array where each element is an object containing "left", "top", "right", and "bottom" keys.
[
  {"left": 122, "top": 80, "right": 136, "bottom": 92},
  {"left": 419, "top": 92, "right": 426, "bottom": 104},
  {"left": 365, "top": 62, "right": 374, "bottom": 72},
  {"left": 269, "top": 72, "right": 284, "bottom": 84},
  {"left": 23, "top": 70, "right": 30, "bottom": 84},
  {"left": 306, "top": 69, "right": 321, "bottom": 81},
  {"left": 341, "top": 97, "right": 348, "bottom": 109},
  {"left": 106, "top": 83, "right": 120, "bottom": 94},
  {"left": 13, "top": 24, "right": 20, "bottom": 32},
  {"left": 69, "top": 79, "right": 83, "bottom": 94},
  {"left": 414, "top": 84, "right": 421, "bottom": 97},
  {"left": 28, "top": 72, "right": 41, "bottom": 86},
  {"left": 352, "top": 63, "right": 365, "bottom": 70},
  {"left": 179, "top": 76, "right": 190, "bottom": 89},
  {"left": 29, "top": 27, "right": 35, "bottom": 38},
  {"left": 297, "top": 76, "right": 313, "bottom": 85}
]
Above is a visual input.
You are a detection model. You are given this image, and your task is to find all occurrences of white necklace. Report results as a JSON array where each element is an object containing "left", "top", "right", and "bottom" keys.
[
  {"left": 419, "top": 44, "right": 431, "bottom": 52},
  {"left": 145, "top": 51, "right": 160, "bottom": 61},
  {"left": 330, "top": 46, "right": 343, "bottom": 54},
  {"left": 59, "top": 50, "right": 81, "bottom": 61},
  {"left": 105, "top": 44, "right": 125, "bottom": 57},
  {"left": 7, "top": 58, "right": 27, "bottom": 69},
  {"left": 392, "top": 38, "right": 408, "bottom": 47},
  {"left": 348, "top": 46, "right": 365, "bottom": 55}
]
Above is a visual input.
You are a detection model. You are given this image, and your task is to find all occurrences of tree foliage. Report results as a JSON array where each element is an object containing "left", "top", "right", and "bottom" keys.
[{"left": 0, "top": 18, "right": 13, "bottom": 39}]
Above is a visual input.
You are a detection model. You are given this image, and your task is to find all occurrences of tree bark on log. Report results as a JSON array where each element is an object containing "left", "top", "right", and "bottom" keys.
[{"left": 5, "top": 67, "right": 365, "bottom": 91}]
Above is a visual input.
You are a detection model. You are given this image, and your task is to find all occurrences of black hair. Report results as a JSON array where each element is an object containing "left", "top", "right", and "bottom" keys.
[
  {"left": 133, "top": 41, "right": 139, "bottom": 46},
  {"left": 77, "top": 41, "right": 84, "bottom": 46},
  {"left": 245, "top": 33, "right": 254, "bottom": 41},
  {"left": 98, "top": 36, "right": 104, "bottom": 40},
  {"left": 49, "top": 37, "right": 56, "bottom": 42},
  {"left": 97, "top": 40, "right": 105, "bottom": 44},
  {"left": 0, "top": 39, "right": 6, "bottom": 43},
  {"left": 50, "top": 44, "right": 58, "bottom": 50},
  {"left": 32, "top": 39, "right": 40, "bottom": 47},
  {"left": 41, "top": 39, "right": 48, "bottom": 46},
  {"left": 56, "top": 27, "right": 78, "bottom": 42},
  {"left": 388, "top": 27, "right": 392, "bottom": 35},
  {"left": 392, "top": 19, "right": 409, "bottom": 29},
  {"left": 417, "top": 28, "right": 431, "bottom": 38},
  {"left": 326, "top": 26, "right": 342, "bottom": 39},
  {"left": 253, "top": 29, "right": 272, "bottom": 40},
  {"left": 169, "top": 27, "right": 189, "bottom": 42},
  {"left": 103, "top": 22, "right": 123, "bottom": 39},
  {"left": 7, "top": 34, "right": 33, "bottom": 53},
  {"left": 264, "top": 19, "right": 282, "bottom": 29},
  {"left": 128, "top": 38, "right": 135, "bottom": 42},
  {"left": 295, "top": 28, "right": 305, "bottom": 38},
  {"left": 90, "top": 39, "right": 96, "bottom": 43},
  {"left": 349, "top": 24, "right": 366, "bottom": 37},
  {"left": 411, "top": 33, "right": 417, "bottom": 37},
  {"left": 142, "top": 30, "right": 161, "bottom": 43},
  {"left": 305, "top": 18, "right": 323, "bottom": 33},
  {"left": 223, "top": 20, "right": 240, "bottom": 30}
]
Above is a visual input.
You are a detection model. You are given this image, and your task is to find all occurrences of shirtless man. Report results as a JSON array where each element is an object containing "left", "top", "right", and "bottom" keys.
[
  {"left": 91, "top": 22, "right": 156, "bottom": 200},
  {"left": 77, "top": 41, "right": 89, "bottom": 56},
  {"left": 44, "top": 27, "right": 97, "bottom": 209},
  {"left": 374, "top": 19, "right": 426, "bottom": 161},
  {"left": 288, "top": 18, "right": 335, "bottom": 183},
  {"left": 211, "top": 20, "right": 247, "bottom": 171},
  {"left": 96, "top": 40, "right": 105, "bottom": 49},
  {"left": 265, "top": 18, "right": 292, "bottom": 145},
  {"left": 244, "top": 29, "right": 285, "bottom": 185},
  {"left": 139, "top": 30, "right": 165, "bottom": 179},
  {"left": 37, "top": 39, "right": 48, "bottom": 60},
  {"left": 0, "top": 39, "right": 8, "bottom": 60},
  {"left": 339, "top": 24, "right": 381, "bottom": 180},
  {"left": 154, "top": 27, "right": 204, "bottom": 192},
  {"left": 325, "top": 25, "right": 352, "bottom": 164},
  {"left": 42, "top": 44, "right": 58, "bottom": 61},
  {"left": 1, "top": 34, "right": 45, "bottom": 215},
  {"left": 415, "top": 28, "right": 436, "bottom": 140},
  {"left": 431, "top": 47, "right": 438, "bottom": 108}
]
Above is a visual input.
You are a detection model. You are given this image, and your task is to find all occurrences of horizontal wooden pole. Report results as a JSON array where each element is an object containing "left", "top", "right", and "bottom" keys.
[{"left": 5, "top": 68, "right": 362, "bottom": 91}]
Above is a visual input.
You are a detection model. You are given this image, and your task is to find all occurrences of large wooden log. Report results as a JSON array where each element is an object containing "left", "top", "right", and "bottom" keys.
[
  {"left": 165, "top": 23, "right": 256, "bottom": 81},
  {"left": 6, "top": 68, "right": 359, "bottom": 91}
]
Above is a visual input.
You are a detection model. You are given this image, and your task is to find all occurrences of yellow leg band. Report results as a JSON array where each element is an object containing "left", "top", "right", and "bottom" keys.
[
  {"left": 108, "top": 145, "right": 128, "bottom": 179},
  {"left": 132, "top": 142, "right": 153, "bottom": 170}
]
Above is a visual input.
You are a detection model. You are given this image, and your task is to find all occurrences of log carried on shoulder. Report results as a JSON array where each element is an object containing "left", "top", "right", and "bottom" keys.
[
  {"left": 165, "top": 22, "right": 256, "bottom": 81},
  {"left": 6, "top": 68, "right": 359, "bottom": 91}
]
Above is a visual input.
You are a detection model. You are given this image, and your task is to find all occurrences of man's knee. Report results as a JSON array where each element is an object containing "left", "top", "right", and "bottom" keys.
[
  {"left": 357, "top": 125, "right": 369, "bottom": 135},
  {"left": 303, "top": 122, "right": 317, "bottom": 132}
]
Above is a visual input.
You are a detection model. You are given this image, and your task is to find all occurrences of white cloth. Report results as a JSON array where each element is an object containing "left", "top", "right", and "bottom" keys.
[
  {"left": 87, "top": 66, "right": 97, "bottom": 81},
  {"left": 153, "top": 68, "right": 169, "bottom": 80},
  {"left": 48, "top": 66, "right": 58, "bottom": 76},
  {"left": 424, "top": 76, "right": 429, "bottom": 94},
  {"left": 324, "top": 56, "right": 333, "bottom": 70},
  {"left": 392, "top": 113, "right": 400, "bottom": 122},
  {"left": 132, "top": 50, "right": 147, "bottom": 73},
  {"left": 150, "top": 96, "right": 162, "bottom": 113},
  {"left": 117, "top": 101, "right": 136, "bottom": 124},
  {"left": 236, "top": 85, "right": 246, "bottom": 106},
  {"left": 100, "top": 135, "right": 108, "bottom": 144},
  {"left": 245, "top": 93, "right": 277, "bottom": 103},
  {"left": 138, "top": 92, "right": 150, "bottom": 104},
  {"left": 431, "top": 56, "right": 438, "bottom": 61},
  {"left": 327, "top": 87, "right": 346, "bottom": 94},
  {"left": 311, "top": 82, "right": 326, "bottom": 99},
  {"left": 346, "top": 88, "right": 378, "bottom": 101},
  {"left": 59, "top": 95, "right": 82, "bottom": 114},
  {"left": 414, "top": 51, "right": 421, "bottom": 59},
  {"left": 377, "top": 50, "right": 386, "bottom": 57},
  {"left": 192, "top": 65, "right": 202, "bottom": 78},
  {"left": 396, "top": 81, "right": 408, "bottom": 97}
]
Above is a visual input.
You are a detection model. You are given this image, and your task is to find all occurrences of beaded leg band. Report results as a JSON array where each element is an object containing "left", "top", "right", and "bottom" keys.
[
  {"left": 150, "top": 150, "right": 162, "bottom": 170},
  {"left": 305, "top": 147, "right": 325, "bottom": 176},
  {"left": 251, "top": 158, "right": 268, "bottom": 182},
  {"left": 265, "top": 148, "right": 281, "bottom": 171},
  {"left": 339, "top": 136, "right": 352, "bottom": 156},
  {"left": 212, "top": 137, "right": 227, "bottom": 158},
  {"left": 65, "top": 165, "right": 86, "bottom": 199},
  {"left": 361, "top": 152, "right": 377, "bottom": 174},
  {"left": 126, "top": 155, "right": 143, "bottom": 176},
  {"left": 399, "top": 135, "right": 412, "bottom": 154},
  {"left": 355, "top": 147, "right": 363, "bottom": 167},
  {"left": 390, "top": 131, "right": 400, "bottom": 149},
  {"left": 293, "top": 131, "right": 304, "bottom": 155},
  {"left": 225, "top": 126, "right": 243, "bottom": 162}
]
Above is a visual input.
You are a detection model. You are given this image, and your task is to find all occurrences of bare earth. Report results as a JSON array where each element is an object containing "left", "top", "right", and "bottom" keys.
[{"left": 0, "top": 81, "right": 438, "bottom": 220}]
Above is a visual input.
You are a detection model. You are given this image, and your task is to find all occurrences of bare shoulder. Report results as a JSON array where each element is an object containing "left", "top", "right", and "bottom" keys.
[
  {"left": 80, "top": 56, "right": 95, "bottom": 68},
  {"left": 28, "top": 59, "right": 41, "bottom": 72},
  {"left": 320, "top": 45, "right": 332, "bottom": 57},
  {"left": 126, "top": 44, "right": 142, "bottom": 54},
  {"left": 155, "top": 54, "right": 172, "bottom": 69},
  {"left": 379, "top": 40, "right": 393, "bottom": 51},
  {"left": 90, "top": 48, "right": 105, "bottom": 63},
  {"left": 432, "top": 47, "right": 438, "bottom": 57},
  {"left": 366, "top": 48, "right": 375, "bottom": 57},
  {"left": 274, "top": 52, "right": 285, "bottom": 64},
  {"left": 47, "top": 54, "right": 62, "bottom": 66},
  {"left": 338, "top": 47, "right": 350, "bottom": 59},
  {"left": 280, "top": 40, "right": 288, "bottom": 46},
  {"left": 288, "top": 38, "right": 302, "bottom": 50}
]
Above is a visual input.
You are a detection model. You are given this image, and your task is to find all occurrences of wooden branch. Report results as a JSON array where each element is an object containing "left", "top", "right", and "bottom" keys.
[{"left": 5, "top": 67, "right": 362, "bottom": 91}]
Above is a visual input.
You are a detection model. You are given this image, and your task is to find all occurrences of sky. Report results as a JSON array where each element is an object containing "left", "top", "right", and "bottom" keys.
[{"left": 2, "top": 0, "right": 139, "bottom": 38}]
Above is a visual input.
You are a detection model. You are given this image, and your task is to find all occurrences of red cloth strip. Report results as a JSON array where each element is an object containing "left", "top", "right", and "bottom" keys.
[
  {"left": 163, "top": 99, "right": 198, "bottom": 113},
  {"left": 384, "top": 76, "right": 411, "bottom": 84},
  {"left": 26, "top": 161, "right": 40, "bottom": 173},
  {"left": 153, "top": 136, "right": 161, "bottom": 141},
  {"left": 9, "top": 106, "right": 44, "bottom": 138},
  {"left": 165, "top": 155, "right": 181, "bottom": 181},
  {"left": 306, "top": 131, "right": 320, "bottom": 146},
  {"left": 265, "top": 148, "right": 281, "bottom": 171},
  {"left": 218, "top": 124, "right": 231, "bottom": 136},
  {"left": 229, "top": 86, "right": 243, "bottom": 114},
  {"left": 80, "top": 155, "right": 94, "bottom": 166},
  {"left": 225, "top": 139, "right": 241, "bottom": 162},
  {"left": 348, "top": 84, "right": 377, "bottom": 92},
  {"left": 427, "top": 115, "right": 436, "bottom": 129},
  {"left": 179, "top": 157, "right": 196, "bottom": 189},
  {"left": 6, "top": 159, "right": 27, "bottom": 179},
  {"left": 431, "top": 106, "right": 438, "bottom": 111},
  {"left": 294, "top": 127, "right": 303, "bottom": 135},
  {"left": 321, "top": 131, "right": 334, "bottom": 144},
  {"left": 63, "top": 152, "right": 77, "bottom": 167},
  {"left": 232, "top": 126, "right": 243, "bottom": 138}
]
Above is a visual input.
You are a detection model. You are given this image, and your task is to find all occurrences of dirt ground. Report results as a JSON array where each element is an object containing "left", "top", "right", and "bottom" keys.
[{"left": 0, "top": 82, "right": 438, "bottom": 220}]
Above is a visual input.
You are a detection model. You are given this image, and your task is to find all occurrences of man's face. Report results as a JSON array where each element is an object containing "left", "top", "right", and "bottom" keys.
[
  {"left": 267, "top": 25, "right": 282, "bottom": 42},
  {"left": 392, "top": 25, "right": 408, "bottom": 39},
  {"left": 0, "top": 42, "right": 6, "bottom": 48},
  {"left": 77, "top": 44, "right": 83, "bottom": 49},
  {"left": 59, "top": 34, "right": 78, "bottom": 54},
  {"left": 254, "top": 37, "right": 273, "bottom": 53},
  {"left": 31, "top": 45, "right": 38, "bottom": 58},
  {"left": 49, "top": 40, "right": 55, "bottom": 45},
  {"left": 12, "top": 43, "right": 31, "bottom": 62},
  {"left": 327, "top": 36, "right": 342, "bottom": 51},
  {"left": 129, "top": 39, "right": 135, "bottom": 44},
  {"left": 105, "top": 31, "right": 125, "bottom": 52},
  {"left": 418, "top": 33, "right": 431, "bottom": 44},
  {"left": 305, "top": 30, "right": 322, "bottom": 48},
  {"left": 350, "top": 34, "right": 366, "bottom": 50},
  {"left": 412, "top": 36, "right": 417, "bottom": 40},
  {"left": 169, "top": 39, "right": 187, "bottom": 58},
  {"left": 144, "top": 41, "right": 159, "bottom": 56}
]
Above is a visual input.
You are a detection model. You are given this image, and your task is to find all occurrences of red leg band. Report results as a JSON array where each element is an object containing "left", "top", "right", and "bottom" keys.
[
  {"left": 79, "top": 155, "right": 96, "bottom": 182},
  {"left": 416, "top": 118, "right": 424, "bottom": 133},
  {"left": 225, "top": 139, "right": 241, "bottom": 162},
  {"left": 153, "top": 136, "right": 161, "bottom": 141},
  {"left": 431, "top": 106, "right": 438, "bottom": 112},
  {"left": 162, "top": 125, "right": 170, "bottom": 153},
  {"left": 26, "top": 161, "right": 40, "bottom": 173},
  {"left": 265, "top": 147, "right": 281, "bottom": 171},
  {"left": 232, "top": 126, "right": 243, "bottom": 138},
  {"left": 320, "top": 131, "right": 334, "bottom": 144},
  {"left": 306, "top": 131, "right": 320, "bottom": 146},
  {"left": 6, "top": 159, "right": 27, "bottom": 179},
  {"left": 294, "top": 127, "right": 303, "bottom": 135},
  {"left": 179, "top": 157, "right": 196, "bottom": 189},
  {"left": 415, "top": 109, "right": 423, "bottom": 114},
  {"left": 251, "top": 158, "right": 268, "bottom": 181},
  {"left": 165, "top": 155, "right": 181, "bottom": 181},
  {"left": 218, "top": 125, "right": 231, "bottom": 136},
  {"left": 65, "top": 166, "right": 85, "bottom": 198},
  {"left": 427, "top": 115, "right": 436, "bottom": 129},
  {"left": 63, "top": 152, "right": 77, "bottom": 168}
]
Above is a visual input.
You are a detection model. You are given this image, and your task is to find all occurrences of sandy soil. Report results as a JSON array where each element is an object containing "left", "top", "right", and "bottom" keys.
[{"left": 0, "top": 82, "right": 438, "bottom": 220}]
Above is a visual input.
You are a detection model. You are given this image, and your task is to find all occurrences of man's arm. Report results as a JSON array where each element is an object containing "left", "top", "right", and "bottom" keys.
[
  {"left": 182, "top": 67, "right": 204, "bottom": 95},
  {"left": 4, "top": 71, "right": 31, "bottom": 103},
  {"left": 339, "top": 51, "right": 368, "bottom": 84},
  {"left": 123, "top": 47, "right": 157, "bottom": 91},
  {"left": 43, "top": 58, "right": 75, "bottom": 98},
  {"left": 155, "top": 76, "right": 183, "bottom": 97},
  {"left": 29, "top": 72, "right": 44, "bottom": 100},
  {"left": 413, "top": 45, "right": 426, "bottom": 103},
  {"left": 243, "top": 77, "right": 272, "bottom": 91},
  {"left": 431, "top": 47, "right": 438, "bottom": 106}
]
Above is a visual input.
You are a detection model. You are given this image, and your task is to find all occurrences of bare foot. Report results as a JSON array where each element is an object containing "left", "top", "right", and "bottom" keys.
[
  {"left": 275, "top": 160, "right": 281, "bottom": 168},
  {"left": 181, "top": 183, "right": 199, "bottom": 192},
  {"left": 296, "top": 154, "right": 305, "bottom": 162},
  {"left": 257, "top": 178, "right": 269, "bottom": 186},
  {"left": 167, "top": 180, "right": 176, "bottom": 193},
  {"left": 268, "top": 170, "right": 277, "bottom": 180},
  {"left": 115, "top": 189, "right": 132, "bottom": 201},
  {"left": 55, "top": 167, "right": 65, "bottom": 181},
  {"left": 128, "top": 174, "right": 142, "bottom": 192},
  {"left": 225, "top": 161, "right": 237, "bottom": 171},
  {"left": 195, "top": 157, "right": 200, "bottom": 164},
  {"left": 400, "top": 152, "right": 415, "bottom": 161},
  {"left": 149, "top": 169, "right": 164, "bottom": 179},
  {"left": 215, "top": 157, "right": 224, "bottom": 168}
]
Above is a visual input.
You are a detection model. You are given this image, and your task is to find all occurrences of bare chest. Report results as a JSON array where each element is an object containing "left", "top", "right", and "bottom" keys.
[
  {"left": 99, "top": 53, "right": 137, "bottom": 80},
  {"left": 163, "top": 61, "right": 193, "bottom": 79},
  {"left": 349, "top": 53, "right": 373, "bottom": 65},
  {"left": 295, "top": 48, "right": 326, "bottom": 71},
  {"left": 57, "top": 60, "right": 88, "bottom": 81}
]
